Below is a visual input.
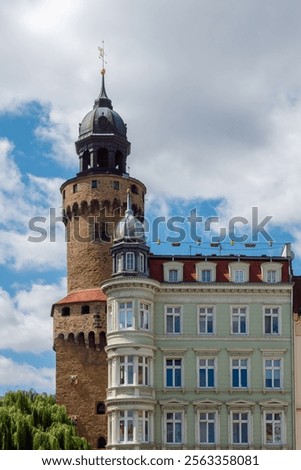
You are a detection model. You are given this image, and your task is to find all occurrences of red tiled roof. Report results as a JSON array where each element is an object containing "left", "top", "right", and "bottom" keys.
[
  {"left": 149, "top": 256, "right": 291, "bottom": 283},
  {"left": 55, "top": 288, "right": 107, "bottom": 305}
]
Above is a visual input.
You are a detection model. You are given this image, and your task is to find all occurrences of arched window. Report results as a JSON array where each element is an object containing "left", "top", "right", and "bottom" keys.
[
  {"left": 97, "top": 436, "right": 106, "bottom": 449},
  {"left": 81, "top": 305, "right": 90, "bottom": 315},
  {"left": 126, "top": 252, "right": 135, "bottom": 270},
  {"left": 99, "top": 331, "right": 107, "bottom": 348},
  {"left": 116, "top": 253, "right": 123, "bottom": 272},
  {"left": 61, "top": 307, "right": 70, "bottom": 317},
  {"left": 131, "top": 184, "right": 138, "bottom": 194},
  {"left": 138, "top": 253, "right": 145, "bottom": 273},
  {"left": 88, "top": 331, "right": 95, "bottom": 348},
  {"left": 82, "top": 150, "right": 90, "bottom": 171},
  {"left": 115, "top": 151, "right": 124, "bottom": 172},
  {"left": 77, "top": 332, "right": 85, "bottom": 345},
  {"left": 67, "top": 333, "right": 75, "bottom": 343},
  {"left": 97, "top": 148, "right": 108, "bottom": 169},
  {"left": 96, "top": 402, "right": 106, "bottom": 415}
]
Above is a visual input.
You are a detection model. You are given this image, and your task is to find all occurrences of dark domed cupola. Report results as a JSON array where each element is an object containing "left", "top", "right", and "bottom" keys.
[
  {"left": 76, "top": 69, "right": 130, "bottom": 175},
  {"left": 111, "top": 190, "right": 149, "bottom": 277}
]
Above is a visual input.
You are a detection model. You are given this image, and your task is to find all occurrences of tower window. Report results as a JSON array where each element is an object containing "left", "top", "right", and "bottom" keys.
[
  {"left": 96, "top": 402, "right": 106, "bottom": 415},
  {"left": 81, "top": 305, "right": 90, "bottom": 315},
  {"left": 138, "top": 253, "right": 145, "bottom": 272},
  {"left": 97, "top": 436, "right": 107, "bottom": 449},
  {"left": 113, "top": 181, "right": 120, "bottom": 190},
  {"left": 91, "top": 180, "right": 98, "bottom": 189},
  {"left": 131, "top": 184, "right": 138, "bottom": 194},
  {"left": 116, "top": 253, "right": 123, "bottom": 272},
  {"left": 62, "top": 190, "right": 65, "bottom": 200},
  {"left": 61, "top": 307, "right": 70, "bottom": 317},
  {"left": 97, "top": 148, "right": 108, "bottom": 169},
  {"left": 73, "top": 184, "right": 78, "bottom": 193},
  {"left": 126, "top": 252, "right": 135, "bottom": 270}
]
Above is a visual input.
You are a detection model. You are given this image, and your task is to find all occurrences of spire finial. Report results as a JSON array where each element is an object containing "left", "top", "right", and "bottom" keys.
[
  {"left": 126, "top": 188, "right": 133, "bottom": 216},
  {"left": 98, "top": 41, "right": 107, "bottom": 75},
  {"left": 95, "top": 42, "right": 112, "bottom": 108}
]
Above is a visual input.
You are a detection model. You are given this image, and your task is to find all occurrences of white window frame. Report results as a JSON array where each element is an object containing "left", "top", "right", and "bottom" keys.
[
  {"left": 264, "top": 358, "right": 282, "bottom": 390},
  {"left": 163, "top": 262, "right": 184, "bottom": 282},
  {"left": 117, "top": 355, "right": 151, "bottom": 386},
  {"left": 138, "top": 253, "right": 145, "bottom": 273},
  {"left": 231, "top": 358, "right": 249, "bottom": 389},
  {"left": 264, "top": 306, "right": 281, "bottom": 335},
  {"left": 263, "top": 411, "right": 284, "bottom": 445},
  {"left": 198, "top": 411, "right": 217, "bottom": 445},
  {"left": 198, "top": 306, "right": 215, "bottom": 335},
  {"left": 165, "top": 306, "right": 182, "bottom": 334},
  {"left": 139, "top": 302, "right": 150, "bottom": 330},
  {"left": 119, "top": 410, "right": 134, "bottom": 443},
  {"left": 231, "top": 306, "right": 248, "bottom": 335},
  {"left": 168, "top": 269, "right": 179, "bottom": 282},
  {"left": 116, "top": 253, "right": 123, "bottom": 272},
  {"left": 229, "top": 262, "right": 250, "bottom": 283},
  {"left": 261, "top": 262, "right": 282, "bottom": 283},
  {"left": 117, "top": 410, "right": 151, "bottom": 444},
  {"left": 118, "top": 301, "right": 134, "bottom": 330},
  {"left": 165, "top": 358, "right": 183, "bottom": 388},
  {"left": 138, "top": 410, "right": 150, "bottom": 443},
  {"left": 119, "top": 355, "right": 134, "bottom": 385},
  {"left": 107, "top": 302, "right": 113, "bottom": 332},
  {"left": 125, "top": 252, "right": 135, "bottom": 270},
  {"left": 198, "top": 357, "right": 216, "bottom": 389},
  {"left": 195, "top": 262, "right": 217, "bottom": 282},
  {"left": 230, "top": 411, "right": 250, "bottom": 445},
  {"left": 164, "top": 411, "right": 184, "bottom": 444},
  {"left": 138, "top": 356, "right": 150, "bottom": 386}
]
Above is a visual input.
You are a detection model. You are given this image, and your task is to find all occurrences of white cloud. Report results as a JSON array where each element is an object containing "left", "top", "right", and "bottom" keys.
[
  {"left": 0, "top": 277, "right": 66, "bottom": 353},
  {"left": 0, "top": 138, "right": 66, "bottom": 270},
  {"left": 0, "top": 356, "right": 55, "bottom": 394}
]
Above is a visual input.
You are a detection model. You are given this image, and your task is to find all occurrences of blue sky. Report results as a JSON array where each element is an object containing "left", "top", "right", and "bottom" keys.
[{"left": 2, "top": 0, "right": 301, "bottom": 396}]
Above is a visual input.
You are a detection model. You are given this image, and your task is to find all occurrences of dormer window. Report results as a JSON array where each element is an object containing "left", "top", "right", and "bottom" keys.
[
  {"left": 195, "top": 262, "right": 217, "bottom": 282},
  {"left": 234, "top": 269, "right": 244, "bottom": 283},
  {"left": 229, "top": 262, "right": 250, "bottom": 283},
  {"left": 169, "top": 269, "right": 178, "bottom": 282},
  {"left": 261, "top": 262, "right": 282, "bottom": 283},
  {"left": 163, "top": 262, "right": 184, "bottom": 283},
  {"left": 267, "top": 270, "right": 277, "bottom": 283},
  {"left": 201, "top": 269, "right": 212, "bottom": 282}
]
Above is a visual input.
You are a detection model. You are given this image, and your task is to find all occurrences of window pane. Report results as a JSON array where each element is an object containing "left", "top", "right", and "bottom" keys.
[
  {"left": 208, "top": 368, "right": 214, "bottom": 387},
  {"left": 232, "top": 369, "right": 239, "bottom": 387},
  {"left": 241, "top": 423, "right": 248, "bottom": 443},
  {"left": 199, "top": 369, "right": 206, "bottom": 387},
  {"left": 175, "top": 422, "right": 182, "bottom": 443},
  {"left": 241, "top": 368, "right": 247, "bottom": 387},
  {"left": 166, "top": 315, "right": 173, "bottom": 333},
  {"left": 174, "top": 315, "right": 181, "bottom": 333},
  {"left": 175, "top": 368, "right": 181, "bottom": 387},
  {"left": 166, "top": 368, "right": 173, "bottom": 387},
  {"left": 166, "top": 422, "right": 173, "bottom": 443},
  {"left": 272, "top": 317, "right": 279, "bottom": 333},
  {"left": 265, "top": 315, "right": 271, "bottom": 333}
]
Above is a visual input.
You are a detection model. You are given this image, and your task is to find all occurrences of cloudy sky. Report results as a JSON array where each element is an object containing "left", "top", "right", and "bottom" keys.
[{"left": 1, "top": 0, "right": 301, "bottom": 396}]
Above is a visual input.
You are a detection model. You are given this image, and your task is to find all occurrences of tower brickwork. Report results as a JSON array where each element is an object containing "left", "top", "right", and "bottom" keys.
[{"left": 52, "top": 68, "right": 145, "bottom": 448}]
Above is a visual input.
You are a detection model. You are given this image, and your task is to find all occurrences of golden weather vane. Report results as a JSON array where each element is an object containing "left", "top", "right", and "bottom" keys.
[{"left": 98, "top": 41, "right": 107, "bottom": 75}]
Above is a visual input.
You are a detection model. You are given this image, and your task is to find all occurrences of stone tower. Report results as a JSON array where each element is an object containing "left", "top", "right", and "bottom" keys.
[{"left": 51, "top": 68, "right": 146, "bottom": 449}]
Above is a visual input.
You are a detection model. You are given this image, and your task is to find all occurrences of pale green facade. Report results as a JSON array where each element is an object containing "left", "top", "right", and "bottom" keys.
[{"left": 102, "top": 274, "right": 295, "bottom": 449}]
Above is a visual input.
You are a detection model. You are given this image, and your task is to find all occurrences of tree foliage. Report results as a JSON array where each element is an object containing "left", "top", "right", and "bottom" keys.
[{"left": 0, "top": 390, "right": 90, "bottom": 450}]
